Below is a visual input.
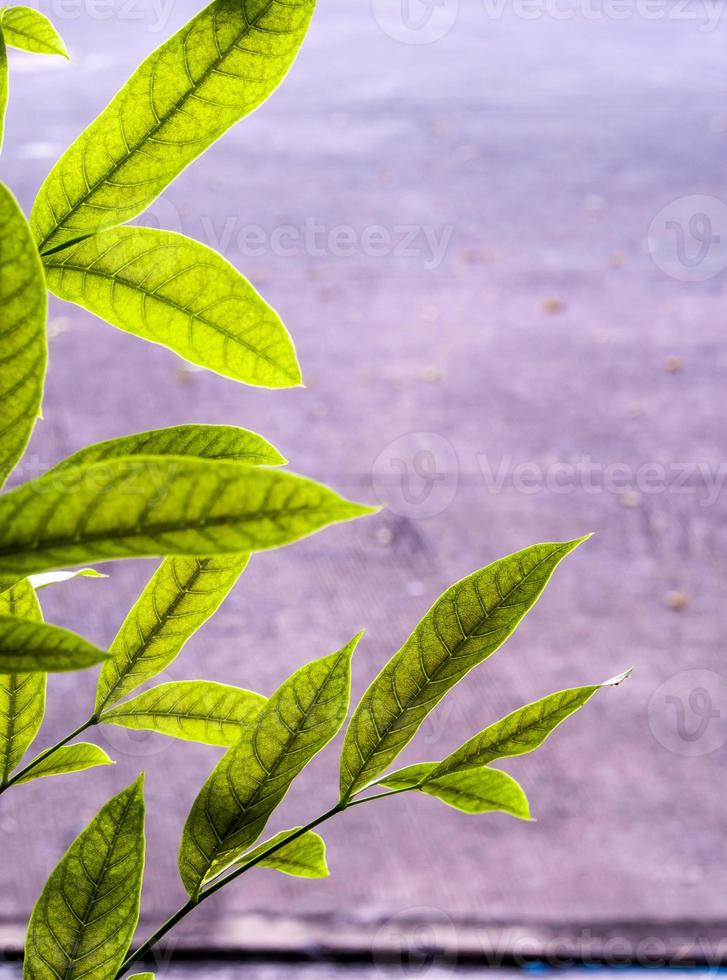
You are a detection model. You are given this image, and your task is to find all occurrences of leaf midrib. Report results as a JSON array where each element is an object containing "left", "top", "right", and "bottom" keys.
[{"left": 37, "top": 0, "right": 278, "bottom": 253}]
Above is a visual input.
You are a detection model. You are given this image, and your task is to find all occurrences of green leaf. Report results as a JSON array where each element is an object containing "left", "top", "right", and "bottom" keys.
[
  {"left": 15, "top": 742, "right": 113, "bottom": 784},
  {"left": 44, "top": 229, "right": 301, "bottom": 387},
  {"left": 28, "top": 568, "right": 106, "bottom": 589},
  {"left": 235, "top": 828, "right": 328, "bottom": 879},
  {"left": 23, "top": 776, "right": 145, "bottom": 980},
  {"left": 31, "top": 0, "right": 315, "bottom": 254},
  {"left": 0, "top": 615, "right": 107, "bottom": 673},
  {"left": 339, "top": 538, "right": 588, "bottom": 800},
  {"left": 0, "top": 456, "right": 376, "bottom": 586},
  {"left": 95, "top": 555, "right": 250, "bottom": 712},
  {"left": 1, "top": 7, "right": 68, "bottom": 57},
  {"left": 381, "top": 763, "right": 531, "bottom": 818},
  {"left": 0, "top": 182, "right": 47, "bottom": 489},
  {"left": 100, "top": 680, "right": 265, "bottom": 746},
  {"left": 51, "top": 423, "right": 286, "bottom": 473},
  {"left": 179, "top": 632, "right": 361, "bottom": 897},
  {"left": 0, "top": 579, "right": 46, "bottom": 785},
  {"left": 428, "top": 671, "right": 633, "bottom": 782},
  {"left": 0, "top": 31, "right": 7, "bottom": 152},
  {"left": 128, "top": 976, "right": 155, "bottom": 980}
]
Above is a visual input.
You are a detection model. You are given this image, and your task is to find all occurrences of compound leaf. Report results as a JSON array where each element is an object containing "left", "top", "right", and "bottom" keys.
[
  {"left": 23, "top": 776, "right": 145, "bottom": 980},
  {"left": 51, "top": 423, "right": 285, "bottom": 473},
  {"left": 95, "top": 555, "right": 250, "bottom": 712},
  {"left": 15, "top": 741, "right": 113, "bottom": 784},
  {"left": 0, "top": 456, "right": 375, "bottom": 585},
  {"left": 232, "top": 828, "right": 328, "bottom": 879},
  {"left": 44, "top": 229, "right": 300, "bottom": 387},
  {"left": 428, "top": 671, "right": 632, "bottom": 782},
  {"left": 0, "top": 579, "right": 45, "bottom": 785},
  {"left": 1, "top": 7, "right": 68, "bottom": 57},
  {"left": 0, "top": 615, "right": 106, "bottom": 673},
  {"left": 339, "top": 538, "right": 587, "bottom": 800},
  {"left": 179, "top": 633, "right": 361, "bottom": 897},
  {"left": 381, "top": 763, "right": 531, "bottom": 818},
  {"left": 31, "top": 0, "right": 315, "bottom": 253},
  {"left": 0, "top": 182, "right": 47, "bottom": 489},
  {"left": 100, "top": 680, "right": 265, "bottom": 746}
]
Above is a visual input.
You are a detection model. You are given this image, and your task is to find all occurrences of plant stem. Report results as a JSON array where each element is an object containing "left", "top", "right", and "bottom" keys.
[
  {"left": 117, "top": 788, "right": 412, "bottom": 978},
  {"left": 0, "top": 714, "right": 98, "bottom": 795}
]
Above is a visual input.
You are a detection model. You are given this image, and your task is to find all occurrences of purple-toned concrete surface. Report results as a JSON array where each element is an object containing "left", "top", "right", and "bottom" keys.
[{"left": 0, "top": 0, "right": 726, "bottom": 956}]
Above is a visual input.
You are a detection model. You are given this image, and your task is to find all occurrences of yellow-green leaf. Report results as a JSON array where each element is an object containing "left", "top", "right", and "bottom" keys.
[
  {"left": 179, "top": 633, "right": 361, "bottom": 897},
  {"left": 0, "top": 456, "right": 375, "bottom": 585},
  {"left": 44, "top": 229, "right": 301, "bottom": 387},
  {"left": 339, "top": 538, "right": 587, "bottom": 800},
  {"left": 0, "top": 615, "right": 107, "bottom": 673},
  {"left": 234, "top": 828, "right": 329, "bottom": 879},
  {"left": 0, "top": 31, "right": 7, "bottom": 151},
  {"left": 100, "top": 680, "right": 265, "bottom": 746},
  {"left": 1, "top": 7, "right": 68, "bottom": 57},
  {"left": 31, "top": 0, "right": 315, "bottom": 253},
  {"left": 14, "top": 742, "right": 113, "bottom": 784},
  {"left": 23, "top": 776, "right": 145, "bottom": 980},
  {"left": 0, "top": 182, "right": 47, "bottom": 489},
  {"left": 381, "top": 763, "right": 531, "bottom": 818}
]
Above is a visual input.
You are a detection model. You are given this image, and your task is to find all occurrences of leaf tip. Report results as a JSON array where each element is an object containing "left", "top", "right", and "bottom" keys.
[{"left": 603, "top": 667, "right": 634, "bottom": 687}]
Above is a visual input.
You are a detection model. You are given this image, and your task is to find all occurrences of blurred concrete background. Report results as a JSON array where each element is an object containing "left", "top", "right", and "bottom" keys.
[{"left": 1, "top": 0, "right": 727, "bottom": 965}]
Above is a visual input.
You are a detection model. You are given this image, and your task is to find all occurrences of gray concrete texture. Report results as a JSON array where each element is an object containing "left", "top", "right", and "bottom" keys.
[{"left": 0, "top": 0, "right": 726, "bottom": 953}]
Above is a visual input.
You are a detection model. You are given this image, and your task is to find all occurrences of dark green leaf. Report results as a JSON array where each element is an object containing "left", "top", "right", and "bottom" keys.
[
  {"left": 428, "top": 671, "right": 632, "bottom": 781},
  {"left": 179, "top": 632, "right": 361, "bottom": 896},
  {"left": 0, "top": 182, "right": 47, "bottom": 489},
  {"left": 95, "top": 555, "right": 250, "bottom": 711},
  {"left": 31, "top": 0, "right": 315, "bottom": 253},
  {"left": 100, "top": 680, "right": 265, "bottom": 746},
  {"left": 0, "top": 615, "right": 107, "bottom": 673},
  {"left": 0, "top": 456, "right": 376, "bottom": 585},
  {"left": 44, "top": 230, "right": 301, "bottom": 387},
  {"left": 1, "top": 7, "right": 68, "bottom": 57},
  {"left": 15, "top": 742, "right": 113, "bottom": 784},
  {"left": 23, "top": 776, "right": 145, "bottom": 980},
  {"left": 0, "top": 579, "right": 46, "bottom": 785},
  {"left": 51, "top": 423, "right": 286, "bottom": 473},
  {"left": 339, "top": 538, "right": 587, "bottom": 800}
]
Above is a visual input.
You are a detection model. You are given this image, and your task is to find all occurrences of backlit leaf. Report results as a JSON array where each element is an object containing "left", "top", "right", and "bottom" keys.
[
  {"left": 428, "top": 671, "right": 633, "bottom": 782},
  {"left": 381, "top": 763, "right": 531, "bottom": 818},
  {"left": 0, "top": 579, "right": 45, "bottom": 785},
  {"left": 0, "top": 32, "right": 7, "bottom": 151},
  {"left": 31, "top": 0, "right": 315, "bottom": 253},
  {"left": 0, "top": 182, "right": 47, "bottom": 489},
  {"left": 45, "top": 229, "right": 301, "bottom": 387},
  {"left": 179, "top": 633, "right": 361, "bottom": 896},
  {"left": 0, "top": 615, "right": 106, "bottom": 673},
  {"left": 95, "top": 555, "right": 250, "bottom": 712},
  {"left": 51, "top": 423, "right": 285, "bottom": 473},
  {"left": 23, "top": 776, "right": 145, "bottom": 980},
  {"left": 15, "top": 741, "right": 113, "bottom": 784},
  {"left": 1, "top": 7, "right": 68, "bottom": 57},
  {"left": 0, "top": 456, "right": 375, "bottom": 585},
  {"left": 100, "top": 680, "right": 265, "bottom": 746},
  {"left": 28, "top": 568, "right": 106, "bottom": 589},
  {"left": 339, "top": 538, "right": 587, "bottom": 800},
  {"left": 232, "top": 828, "right": 328, "bottom": 879}
]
